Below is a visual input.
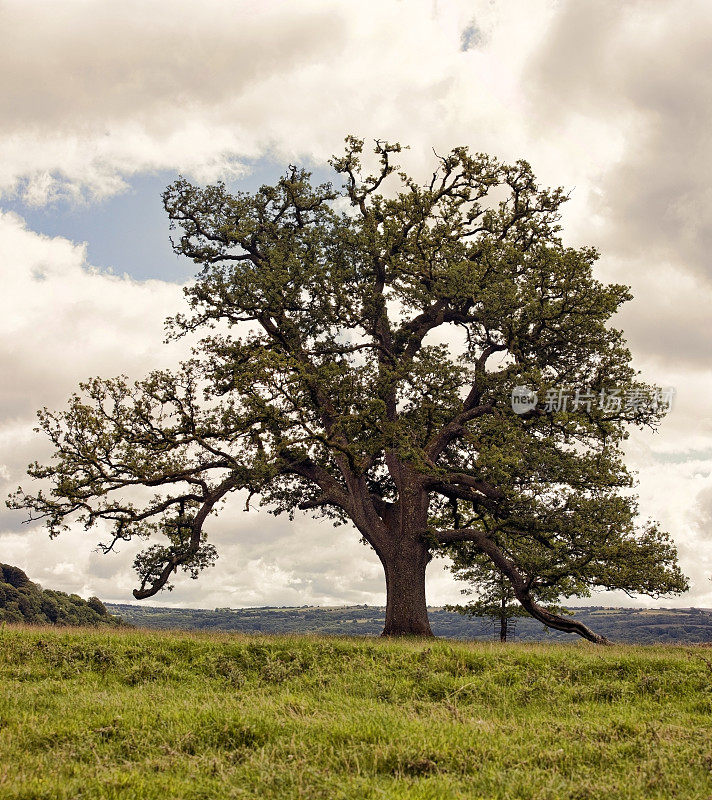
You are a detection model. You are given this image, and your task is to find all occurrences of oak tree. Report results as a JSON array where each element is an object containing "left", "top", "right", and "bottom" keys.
[{"left": 9, "top": 137, "right": 687, "bottom": 641}]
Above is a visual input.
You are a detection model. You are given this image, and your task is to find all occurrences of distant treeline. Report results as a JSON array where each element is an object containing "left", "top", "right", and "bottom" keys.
[
  {"left": 106, "top": 602, "right": 712, "bottom": 644},
  {"left": 0, "top": 564, "right": 125, "bottom": 627}
]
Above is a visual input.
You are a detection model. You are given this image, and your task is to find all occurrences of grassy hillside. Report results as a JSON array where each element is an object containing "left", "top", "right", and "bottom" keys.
[
  {"left": 107, "top": 602, "right": 712, "bottom": 644},
  {"left": 0, "top": 564, "right": 125, "bottom": 628},
  {"left": 1, "top": 627, "right": 711, "bottom": 799}
]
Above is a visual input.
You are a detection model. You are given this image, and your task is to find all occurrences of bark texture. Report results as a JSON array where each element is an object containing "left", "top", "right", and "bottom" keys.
[{"left": 380, "top": 536, "right": 434, "bottom": 637}]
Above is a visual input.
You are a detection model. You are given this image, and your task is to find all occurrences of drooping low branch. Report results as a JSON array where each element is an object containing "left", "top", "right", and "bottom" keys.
[
  {"left": 133, "top": 475, "right": 238, "bottom": 599},
  {"left": 438, "top": 528, "right": 610, "bottom": 644}
]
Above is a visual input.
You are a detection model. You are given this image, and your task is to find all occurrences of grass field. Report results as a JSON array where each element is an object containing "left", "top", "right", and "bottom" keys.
[{"left": 1, "top": 627, "right": 711, "bottom": 799}]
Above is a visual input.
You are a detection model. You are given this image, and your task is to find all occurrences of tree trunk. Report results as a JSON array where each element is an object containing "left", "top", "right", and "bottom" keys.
[
  {"left": 380, "top": 536, "right": 434, "bottom": 637},
  {"left": 500, "top": 597, "right": 507, "bottom": 642}
]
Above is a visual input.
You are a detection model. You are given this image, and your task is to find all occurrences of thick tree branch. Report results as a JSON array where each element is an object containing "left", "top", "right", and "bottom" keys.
[
  {"left": 437, "top": 528, "right": 610, "bottom": 644},
  {"left": 133, "top": 475, "right": 238, "bottom": 599}
]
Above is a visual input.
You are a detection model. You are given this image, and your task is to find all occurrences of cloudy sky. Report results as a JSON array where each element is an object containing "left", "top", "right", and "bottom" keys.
[{"left": 1, "top": 0, "right": 711, "bottom": 610}]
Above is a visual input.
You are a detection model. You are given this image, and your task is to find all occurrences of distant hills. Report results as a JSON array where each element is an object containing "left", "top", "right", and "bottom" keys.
[
  {"left": 106, "top": 602, "right": 712, "bottom": 644},
  {"left": 3, "top": 558, "right": 709, "bottom": 642},
  {"left": 0, "top": 564, "right": 125, "bottom": 627}
]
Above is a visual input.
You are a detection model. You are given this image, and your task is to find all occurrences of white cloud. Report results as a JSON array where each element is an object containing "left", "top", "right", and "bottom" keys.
[
  {"left": 0, "top": 0, "right": 556, "bottom": 200},
  {"left": 0, "top": 212, "right": 184, "bottom": 418},
  {"left": 530, "top": 0, "right": 712, "bottom": 281}
]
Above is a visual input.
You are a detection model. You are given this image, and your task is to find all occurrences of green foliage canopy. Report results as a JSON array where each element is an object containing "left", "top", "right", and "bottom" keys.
[{"left": 8, "top": 137, "right": 687, "bottom": 640}]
